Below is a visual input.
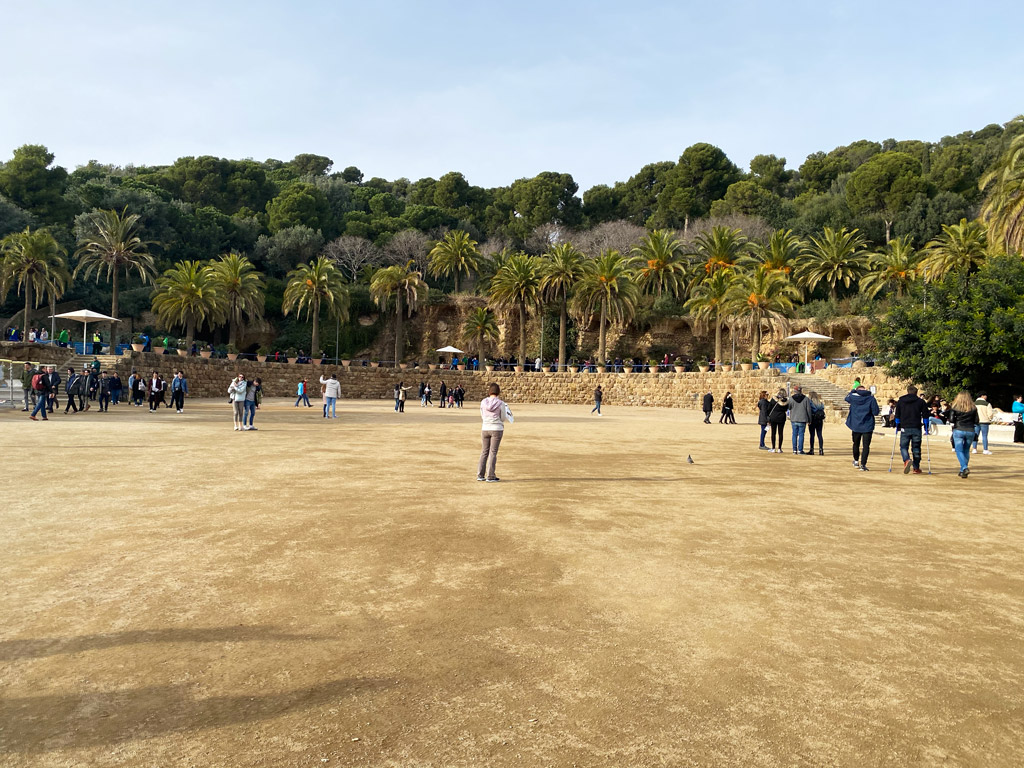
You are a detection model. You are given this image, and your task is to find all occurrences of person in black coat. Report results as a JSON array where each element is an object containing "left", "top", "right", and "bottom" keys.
[
  {"left": 757, "top": 391, "right": 771, "bottom": 449},
  {"left": 720, "top": 392, "right": 735, "bottom": 424},
  {"left": 64, "top": 368, "right": 80, "bottom": 414},
  {"left": 702, "top": 390, "right": 714, "bottom": 424},
  {"left": 45, "top": 367, "right": 61, "bottom": 413}
]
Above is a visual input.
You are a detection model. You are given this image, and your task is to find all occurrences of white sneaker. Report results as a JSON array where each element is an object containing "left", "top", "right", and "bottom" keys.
[
  {"left": 971, "top": 448, "right": 977, "bottom": 454},
  {"left": 234, "top": 426, "right": 239, "bottom": 431},
  {"left": 242, "top": 425, "right": 250, "bottom": 431},
  {"left": 983, "top": 450, "right": 992, "bottom": 455}
]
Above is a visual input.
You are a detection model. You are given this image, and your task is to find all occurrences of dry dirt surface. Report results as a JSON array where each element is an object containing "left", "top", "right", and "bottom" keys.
[{"left": 1, "top": 397, "right": 1022, "bottom": 767}]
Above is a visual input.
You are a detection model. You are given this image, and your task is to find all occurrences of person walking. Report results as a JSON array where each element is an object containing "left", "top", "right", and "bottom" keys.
[
  {"left": 20, "top": 362, "right": 35, "bottom": 411},
  {"left": 478, "top": 382, "right": 507, "bottom": 482},
  {"left": 424, "top": 383, "right": 433, "bottom": 406},
  {"left": 97, "top": 372, "right": 111, "bottom": 412},
  {"left": 439, "top": 380, "right": 448, "bottom": 409},
  {"left": 28, "top": 367, "right": 52, "bottom": 421},
  {"left": 971, "top": 393, "right": 994, "bottom": 455},
  {"left": 845, "top": 384, "right": 880, "bottom": 471},
  {"left": 766, "top": 388, "right": 788, "bottom": 453},
  {"left": 756, "top": 391, "right": 771, "bottom": 450},
  {"left": 894, "top": 385, "right": 930, "bottom": 474},
  {"left": 320, "top": 373, "right": 341, "bottom": 418},
  {"left": 702, "top": 389, "right": 714, "bottom": 424},
  {"left": 720, "top": 391, "right": 735, "bottom": 424},
  {"left": 45, "top": 365, "right": 60, "bottom": 413},
  {"left": 147, "top": 371, "right": 164, "bottom": 412},
  {"left": 64, "top": 367, "right": 80, "bottom": 414},
  {"left": 592, "top": 385, "right": 603, "bottom": 415},
  {"left": 788, "top": 384, "right": 812, "bottom": 454},
  {"left": 949, "top": 391, "right": 979, "bottom": 478},
  {"left": 1013, "top": 395, "right": 1024, "bottom": 444},
  {"left": 228, "top": 374, "right": 247, "bottom": 430},
  {"left": 295, "top": 379, "right": 311, "bottom": 407},
  {"left": 806, "top": 391, "right": 826, "bottom": 455},
  {"left": 170, "top": 371, "right": 188, "bottom": 413},
  {"left": 109, "top": 372, "right": 122, "bottom": 405},
  {"left": 418, "top": 380, "right": 426, "bottom": 406},
  {"left": 243, "top": 377, "right": 262, "bottom": 430}
]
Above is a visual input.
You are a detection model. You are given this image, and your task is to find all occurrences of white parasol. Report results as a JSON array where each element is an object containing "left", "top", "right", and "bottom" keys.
[
  {"left": 51, "top": 309, "right": 121, "bottom": 354},
  {"left": 784, "top": 331, "right": 833, "bottom": 368}
]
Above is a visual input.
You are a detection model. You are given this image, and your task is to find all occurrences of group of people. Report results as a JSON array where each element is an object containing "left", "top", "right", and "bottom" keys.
[
  {"left": 414, "top": 380, "right": 467, "bottom": 408},
  {"left": 752, "top": 385, "right": 828, "bottom": 456},
  {"left": 292, "top": 375, "right": 339, "bottom": 418},
  {"left": 20, "top": 361, "right": 124, "bottom": 420}
]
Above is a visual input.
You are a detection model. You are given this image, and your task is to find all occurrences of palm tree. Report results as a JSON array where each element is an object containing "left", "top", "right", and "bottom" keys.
[
  {"left": 461, "top": 306, "right": 500, "bottom": 365},
  {"left": 490, "top": 252, "right": 542, "bottom": 367},
  {"left": 860, "top": 236, "right": 920, "bottom": 298},
  {"left": 73, "top": 207, "right": 156, "bottom": 349},
  {"left": 726, "top": 265, "right": 799, "bottom": 360},
  {"left": 282, "top": 256, "right": 350, "bottom": 356},
  {"left": 748, "top": 229, "right": 808, "bottom": 277},
  {"left": 919, "top": 218, "right": 989, "bottom": 284},
  {"left": 979, "top": 130, "right": 1024, "bottom": 255},
  {"left": 151, "top": 261, "right": 225, "bottom": 348},
  {"left": 685, "top": 268, "right": 736, "bottom": 365},
  {"left": 1, "top": 227, "right": 68, "bottom": 339},
  {"left": 207, "top": 252, "right": 265, "bottom": 348},
  {"left": 369, "top": 260, "right": 425, "bottom": 364},
  {"left": 428, "top": 230, "right": 480, "bottom": 293},
  {"left": 571, "top": 249, "right": 639, "bottom": 366},
  {"left": 632, "top": 229, "right": 688, "bottom": 298},
  {"left": 539, "top": 242, "right": 587, "bottom": 370},
  {"left": 693, "top": 226, "right": 749, "bottom": 275},
  {"left": 801, "top": 227, "right": 871, "bottom": 301}
]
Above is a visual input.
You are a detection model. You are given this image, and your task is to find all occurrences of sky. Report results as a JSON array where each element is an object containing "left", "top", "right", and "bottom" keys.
[{"left": 2, "top": 0, "right": 1022, "bottom": 192}]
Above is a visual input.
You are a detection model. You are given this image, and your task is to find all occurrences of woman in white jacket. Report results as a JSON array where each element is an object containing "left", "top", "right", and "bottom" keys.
[
  {"left": 320, "top": 374, "right": 341, "bottom": 418},
  {"left": 228, "top": 374, "right": 247, "bottom": 431},
  {"left": 478, "top": 382, "right": 507, "bottom": 482}
]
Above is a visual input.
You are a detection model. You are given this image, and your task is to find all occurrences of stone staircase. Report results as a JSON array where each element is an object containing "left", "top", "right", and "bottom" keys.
[
  {"left": 63, "top": 353, "right": 123, "bottom": 372},
  {"left": 787, "top": 371, "right": 885, "bottom": 426}
]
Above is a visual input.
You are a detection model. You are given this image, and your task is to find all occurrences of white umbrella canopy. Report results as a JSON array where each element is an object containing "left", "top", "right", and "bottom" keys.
[
  {"left": 50, "top": 310, "right": 121, "bottom": 354},
  {"left": 436, "top": 345, "right": 465, "bottom": 354},
  {"left": 784, "top": 331, "right": 833, "bottom": 368}
]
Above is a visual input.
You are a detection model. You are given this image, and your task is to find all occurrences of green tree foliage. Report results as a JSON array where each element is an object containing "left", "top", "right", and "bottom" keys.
[
  {"left": 428, "top": 230, "right": 480, "bottom": 293},
  {"left": 979, "top": 129, "right": 1024, "bottom": 255},
  {"left": 799, "top": 140, "right": 881, "bottom": 193},
  {"left": 266, "top": 182, "right": 330, "bottom": 233},
  {"left": 0, "top": 194, "right": 36, "bottom": 238},
  {"left": 873, "top": 254, "right": 1024, "bottom": 394},
  {"left": 801, "top": 227, "right": 871, "bottom": 300},
  {"left": 494, "top": 172, "right": 583, "bottom": 240},
  {"left": 861, "top": 236, "right": 920, "bottom": 298},
  {"left": 685, "top": 268, "right": 735, "bottom": 365},
  {"left": 282, "top": 256, "right": 350, "bottom": 355},
  {"left": 693, "top": 226, "right": 749, "bottom": 275},
  {"left": 571, "top": 250, "right": 638, "bottom": 365},
  {"left": 369, "top": 261, "right": 424, "bottom": 363},
  {"left": 748, "top": 154, "right": 792, "bottom": 194},
  {"left": 73, "top": 207, "right": 157, "bottom": 347},
  {"left": 726, "top": 265, "right": 800, "bottom": 359},
  {"left": 207, "top": 252, "right": 265, "bottom": 347},
  {"left": 1, "top": 227, "right": 68, "bottom": 336},
  {"left": 632, "top": 229, "right": 688, "bottom": 298},
  {"left": 919, "top": 218, "right": 989, "bottom": 284},
  {"left": 655, "top": 143, "right": 741, "bottom": 228},
  {"left": 253, "top": 225, "right": 324, "bottom": 276},
  {"left": 461, "top": 306, "right": 499, "bottom": 364},
  {"left": 490, "top": 252, "right": 542, "bottom": 366},
  {"left": 749, "top": 228, "right": 808, "bottom": 277},
  {"left": 0, "top": 145, "right": 72, "bottom": 224},
  {"left": 340, "top": 166, "right": 364, "bottom": 184},
  {"left": 581, "top": 184, "right": 622, "bottom": 226},
  {"left": 137, "top": 156, "right": 276, "bottom": 215},
  {"left": 151, "top": 260, "right": 225, "bottom": 348},
  {"left": 846, "top": 152, "right": 928, "bottom": 242},
  {"left": 540, "top": 242, "right": 587, "bottom": 369},
  {"left": 617, "top": 161, "right": 674, "bottom": 225}
]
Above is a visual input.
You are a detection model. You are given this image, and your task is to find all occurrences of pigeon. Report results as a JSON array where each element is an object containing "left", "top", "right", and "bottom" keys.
[{"left": 686, "top": 455, "right": 694, "bottom": 464}]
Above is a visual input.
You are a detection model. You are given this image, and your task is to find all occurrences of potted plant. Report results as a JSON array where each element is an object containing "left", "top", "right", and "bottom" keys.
[
  {"left": 257, "top": 345, "right": 270, "bottom": 362},
  {"left": 740, "top": 358, "right": 753, "bottom": 372},
  {"left": 568, "top": 357, "right": 579, "bottom": 374},
  {"left": 370, "top": 360, "right": 381, "bottom": 368},
  {"left": 199, "top": 343, "right": 213, "bottom": 359},
  {"left": 176, "top": 338, "right": 188, "bottom": 357},
  {"left": 720, "top": 362, "right": 733, "bottom": 372},
  {"left": 756, "top": 353, "right": 770, "bottom": 370},
  {"left": 483, "top": 359, "right": 494, "bottom": 372},
  {"left": 313, "top": 350, "right": 323, "bottom": 366},
  {"left": 131, "top": 334, "right": 145, "bottom": 353},
  {"left": 226, "top": 343, "right": 239, "bottom": 361},
  {"left": 151, "top": 338, "right": 166, "bottom": 355},
  {"left": 675, "top": 356, "right": 688, "bottom": 373},
  {"left": 696, "top": 358, "right": 709, "bottom": 373}
]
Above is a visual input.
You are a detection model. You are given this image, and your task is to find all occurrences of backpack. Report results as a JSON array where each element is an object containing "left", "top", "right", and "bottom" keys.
[
  {"left": 812, "top": 406, "right": 826, "bottom": 425},
  {"left": 31, "top": 373, "right": 45, "bottom": 391}
]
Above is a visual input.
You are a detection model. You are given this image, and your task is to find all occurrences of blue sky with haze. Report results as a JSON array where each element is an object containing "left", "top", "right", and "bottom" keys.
[{"left": 3, "top": 1, "right": 1021, "bottom": 191}]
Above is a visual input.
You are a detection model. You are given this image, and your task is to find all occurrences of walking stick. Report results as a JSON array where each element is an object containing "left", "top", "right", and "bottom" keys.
[
  {"left": 888, "top": 420, "right": 900, "bottom": 472},
  {"left": 925, "top": 424, "right": 932, "bottom": 475}
]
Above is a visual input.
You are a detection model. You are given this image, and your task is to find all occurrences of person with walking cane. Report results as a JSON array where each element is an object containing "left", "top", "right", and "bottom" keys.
[{"left": 892, "top": 385, "right": 931, "bottom": 474}]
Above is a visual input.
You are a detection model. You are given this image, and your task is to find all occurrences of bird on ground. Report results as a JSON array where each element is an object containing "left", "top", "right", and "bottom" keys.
[{"left": 686, "top": 455, "right": 694, "bottom": 464}]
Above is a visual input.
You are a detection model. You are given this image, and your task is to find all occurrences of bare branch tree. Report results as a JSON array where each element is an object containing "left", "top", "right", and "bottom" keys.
[
  {"left": 524, "top": 223, "right": 564, "bottom": 254},
  {"left": 572, "top": 220, "right": 646, "bottom": 258},
  {"left": 384, "top": 229, "right": 431, "bottom": 275},
  {"left": 322, "top": 235, "right": 381, "bottom": 282}
]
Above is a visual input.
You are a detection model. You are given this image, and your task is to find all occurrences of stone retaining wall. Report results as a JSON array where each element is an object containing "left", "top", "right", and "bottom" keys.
[
  {"left": 0, "top": 342, "right": 74, "bottom": 367},
  {"left": 815, "top": 366, "right": 917, "bottom": 401}
]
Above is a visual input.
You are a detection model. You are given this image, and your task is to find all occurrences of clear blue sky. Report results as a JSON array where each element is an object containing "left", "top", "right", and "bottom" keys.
[{"left": 3, "top": 0, "right": 1021, "bottom": 191}]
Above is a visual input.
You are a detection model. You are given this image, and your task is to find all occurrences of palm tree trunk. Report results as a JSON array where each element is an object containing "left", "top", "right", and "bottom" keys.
[
  {"left": 558, "top": 297, "right": 567, "bottom": 371},
  {"left": 518, "top": 302, "right": 526, "bottom": 367},
  {"left": 598, "top": 299, "right": 607, "bottom": 365},
  {"left": 395, "top": 291, "right": 404, "bottom": 363},
  {"left": 311, "top": 298, "right": 320, "bottom": 356},
  {"left": 229, "top": 298, "right": 238, "bottom": 348},
  {"left": 454, "top": 272, "right": 460, "bottom": 294},
  {"left": 110, "top": 270, "right": 120, "bottom": 350},
  {"left": 23, "top": 283, "right": 32, "bottom": 339},
  {"left": 714, "top": 310, "right": 722, "bottom": 365},
  {"left": 185, "top": 318, "right": 195, "bottom": 349},
  {"left": 752, "top": 313, "right": 761, "bottom": 361}
]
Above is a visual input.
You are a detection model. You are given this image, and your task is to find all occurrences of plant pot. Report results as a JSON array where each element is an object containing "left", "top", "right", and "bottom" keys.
[
  {"left": 698, "top": 366, "right": 709, "bottom": 373},
  {"left": 757, "top": 361, "right": 770, "bottom": 370},
  {"left": 546, "top": 365, "right": 558, "bottom": 373},
  {"left": 740, "top": 363, "right": 753, "bottom": 371},
  {"left": 648, "top": 366, "right": 659, "bottom": 374},
  {"left": 200, "top": 350, "right": 212, "bottom": 359},
  {"left": 398, "top": 362, "right": 408, "bottom": 369},
  {"left": 568, "top": 366, "right": 579, "bottom": 374},
  {"left": 484, "top": 365, "right": 494, "bottom": 372},
  {"left": 131, "top": 343, "right": 144, "bottom": 352},
  {"left": 312, "top": 358, "right": 322, "bottom": 366},
  {"left": 151, "top": 347, "right": 165, "bottom": 356},
  {"left": 720, "top": 364, "right": 732, "bottom": 372},
  {"left": 596, "top": 366, "right": 607, "bottom": 373},
  {"left": 514, "top": 365, "right": 524, "bottom": 372},
  {"left": 428, "top": 363, "right": 437, "bottom": 370},
  {"left": 341, "top": 360, "right": 351, "bottom": 367},
  {"left": 176, "top": 349, "right": 188, "bottom": 357},
  {"left": 227, "top": 353, "right": 238, "bottom": 361},
  {"left": 457, "top": 364, "right": 466, "bottom": 371},
  {"left": 370, "top": 361, "right": 380, "bottom": 368}
]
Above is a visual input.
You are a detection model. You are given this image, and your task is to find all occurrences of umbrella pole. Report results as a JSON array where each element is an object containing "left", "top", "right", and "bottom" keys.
[{"left": 83, "top": 321, "right": 87, "bottom": 357}]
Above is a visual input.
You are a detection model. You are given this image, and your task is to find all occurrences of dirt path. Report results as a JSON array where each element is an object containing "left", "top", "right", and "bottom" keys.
[{"left": 2, "top": 399, "right": 1022, "bottom": 766}]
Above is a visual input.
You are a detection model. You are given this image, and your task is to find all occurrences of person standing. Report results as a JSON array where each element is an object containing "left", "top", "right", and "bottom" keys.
[
  {"left": 756, "top": 391, "right": 770, "bottom": 450},
  {"left": 720, "top": 391, "right": 735, "bottom": 424},
  {"left": 45, "top": 365, "right": 60, "bottom": 413},
  {"left": 418, "top": 380, "right": 426, "bottom": 406},
  {"left": 20, "top": 362, "right": 35, "bottom": 412},
  {"left": 319, "top": 373, "right": 341, "bottom": 418},
  {"left": 971, "top": 393, "right": 994, "bottom": 455},
  {"left": 702, "top": 389, "right": 714, "bottom": 424},
  {"left": 170, "top": 371, "right": 188, "bottom": 413},
  {"left": 393, "top": 382, "right": 402, "bottom": 412},
  {"left": 845, "top": 384, "right": 880, "bottom": 471},
  {"left": 58, "top": 327, "right": 70, "bottom": 348},
  {"left": 97, "top": 371, "right": 111, "bottom": 412},
  {"left": 592, "top": 385, "right": 603, "bottom": 416},
  {"left": 243, "top": 377, "right": 261, "bottom": 430},
  {"left": 894, "top": 385, "right": 930, "bottom": 474},
  {"left": 766, "top": 389, "right": 788, "bottom": 453},
  {"left": 807, "top": 391, "right": 826, "bottom": 455},
  {"left": 228, "top": 374, "right": 247, "bottom": 430},
  {"left": 109, "top": 372, "right": 123, "bottom": 405},
  {"left": 949, "top": 391, "right": 979, "bottom": 478},
  {"left": 295, "top": 379, "right": 311, "bottom": 407},
  {"left": 86, "top": 367, "right": 99, "bottom": 407},
  {"left": 478, "top": 382, "right": 507, "bottom": 482},
  {"left": 64, "top": 367, "right": 80, "bottom": 414},
  {"left": 76, "top": 367, "right": 90, "bottom": 412},
  {"left": 397, "top": 382, "right": 409, "bottom": 412},
  {"left": 148, "top": 371, "right": 164, "bottom": 412},
  {"left": 439, "top": 380, "right": 448, "bottom": 409},
  {"left": 1013, "top": 395, "right": 1024, "bottom": 444},
  {"left": 788, "top": 384, "right": 812, "bottom": 454}
]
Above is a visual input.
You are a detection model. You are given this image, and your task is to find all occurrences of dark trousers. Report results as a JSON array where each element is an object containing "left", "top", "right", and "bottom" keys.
[
  {"left": 99, "top": 393, "right": 110, "bottom": 411},
  {"left": 171, "top": 390, "right": 185, "bottom": 410},
  {"left": 808, "top": 421, "right": 824, "bottom": 452},
  {"left": 398, "top": 399, "right": 405, "bottom": 412},
  {"left": 852, "top": 431, "right": 873, "bottom": 466},
  {"left": 1015, "top": 421, "right": 1024, "bottom": 444},
  {"left": 149, "top": 393, "right": 160, "bottom": 410},
  {"left": 770, "top": 422, "right": 785, "bottom": 449},
  {"left": 899, "top": 428, "right": 922, "bottom": 469},
  {"left": 65, "top": 394, "right": 78, "bottom": 413},
  {"left": 703, "top": 409, "right": 712, "bottom": 423}
]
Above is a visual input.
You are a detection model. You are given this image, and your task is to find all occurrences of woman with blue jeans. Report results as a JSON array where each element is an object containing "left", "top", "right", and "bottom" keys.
[
  {"left": 244, "top": 377, "right": 261, "bottom": 430},
  {"left": 948, "top": 391, "right": 979, "bottom": 479}
]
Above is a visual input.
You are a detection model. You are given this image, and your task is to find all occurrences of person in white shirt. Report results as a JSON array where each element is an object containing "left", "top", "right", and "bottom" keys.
[
  {"left": 228, "top": 374, "right": 247, "bottom": 430},
  {"left": 478, "top": 382, "right": 508, "bottom": 482},
  {"left": 320, "top": 374, "right": 341, "bottom": 418}
]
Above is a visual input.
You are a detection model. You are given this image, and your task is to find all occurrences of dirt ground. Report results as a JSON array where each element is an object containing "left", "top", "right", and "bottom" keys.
[{"left": 1, "top": 397, "right": 1022, "bottom": 767}]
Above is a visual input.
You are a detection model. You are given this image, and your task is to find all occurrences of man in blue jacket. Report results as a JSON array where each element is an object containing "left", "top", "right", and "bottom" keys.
[
  {"left": 846, "top": 385, "right": 880, "bottom": 471},
  {"left": 170, "top": 370, "right": 189, "bottom": 413}
]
